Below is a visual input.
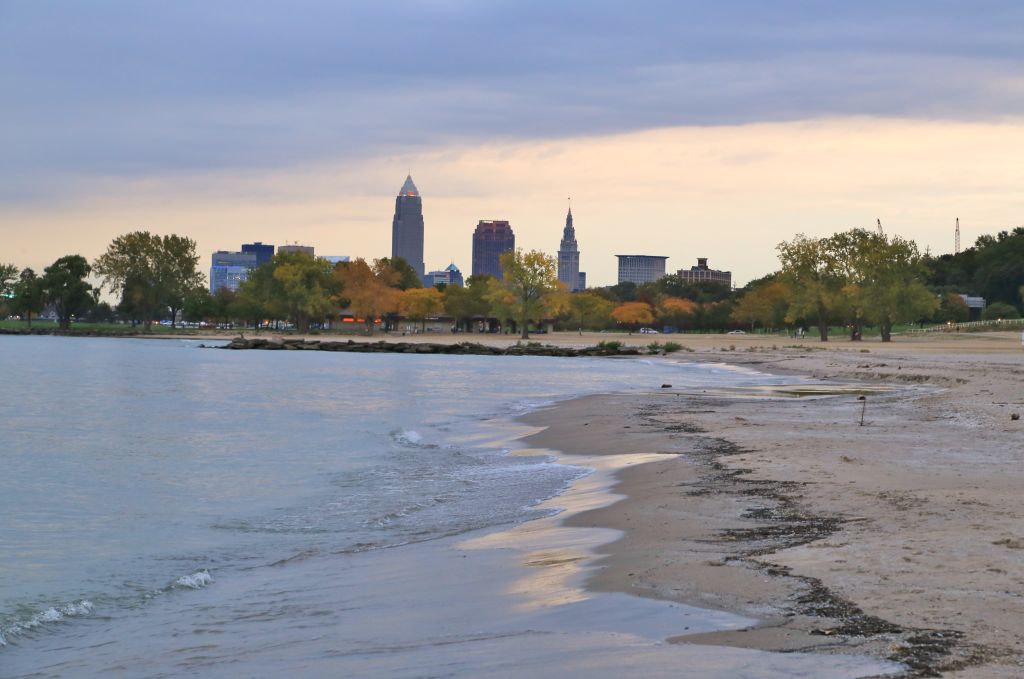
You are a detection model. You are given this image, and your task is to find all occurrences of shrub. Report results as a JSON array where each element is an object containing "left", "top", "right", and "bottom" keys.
[
  {"left": 662, "top": 341, "right": 686, "bottom": 353},
  {"left": 981, "top": 302, "right": 1020, "bottom": 321},
  {"left": 597, "top": 340, "right": 623, "bottom": 351},
  {"left": 646, "top": 341, "right": 662, "bottom": 354}
]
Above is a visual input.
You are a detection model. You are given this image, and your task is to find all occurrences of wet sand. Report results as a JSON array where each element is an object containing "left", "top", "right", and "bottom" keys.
[{"left": 520, "top": 331, "right": 1024, "bottom": 678}]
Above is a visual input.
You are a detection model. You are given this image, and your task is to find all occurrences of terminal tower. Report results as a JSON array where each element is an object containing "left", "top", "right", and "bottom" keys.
[{"left": 557, "top": 205, "right": 582, "bottom": 291}]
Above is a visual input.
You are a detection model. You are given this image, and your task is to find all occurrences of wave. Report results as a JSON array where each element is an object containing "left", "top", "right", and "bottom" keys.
[
  {"left": 172, "top": 570, "right": 213, "bottom": 590},
  {"left": 389, "top": 428, "right": 439, "bottom": 449},
  {"left": 1, "top": 600, "right": 94, "bottom": 647}
]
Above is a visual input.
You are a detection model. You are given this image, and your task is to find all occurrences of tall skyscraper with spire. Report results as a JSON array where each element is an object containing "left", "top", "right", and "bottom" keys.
[
  {"left": 557, "top": 204, "right": 582, "bottom": 291},
  {"left": 391, "top": 175, "right": 425, "bottom": 279}
]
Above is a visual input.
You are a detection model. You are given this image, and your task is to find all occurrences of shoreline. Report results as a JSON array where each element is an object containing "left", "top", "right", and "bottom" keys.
[{"left": 519, "top": 345, "right": 1024, "bottom": 678}]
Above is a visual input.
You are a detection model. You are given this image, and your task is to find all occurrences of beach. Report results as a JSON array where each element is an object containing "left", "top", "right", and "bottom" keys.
[{"left": 520, "top": 330, "right": 1024, "bottom": 677}]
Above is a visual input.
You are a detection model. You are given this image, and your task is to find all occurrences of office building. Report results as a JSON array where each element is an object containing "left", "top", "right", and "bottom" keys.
[
  {"left": 577, "top": 272, "right": 587, "bottom": 291},
  {"left": 241, "top": 242, "right": 274, "bottom": 267},
  {"left": 278, "top": 244, "right": 315, "bottom": 256},
  {"left": 678, "top": 258, "right": 732, "bottom": 288},
  {"left": 557, "top": 206, "right": 581, "bottom": 291},
  {"left": 210, "top": 251, "right": 258, "bottom": 293},
  {"left": 391, "top": 175, "right": 425, "bottom": 279},
  {"left": 472, "top": 220, "right": 515, "bottom": 279},
  {"left": 616, "top": 255, "right": 668, "bottom": 285},
  {"left": 424, "top": 263, "right": 464, "bottom": 288}
]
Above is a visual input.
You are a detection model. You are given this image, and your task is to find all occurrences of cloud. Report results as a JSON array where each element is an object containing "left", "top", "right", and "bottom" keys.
[{"left": 1, "top": 1, "right": 1023, "bottom": 203}]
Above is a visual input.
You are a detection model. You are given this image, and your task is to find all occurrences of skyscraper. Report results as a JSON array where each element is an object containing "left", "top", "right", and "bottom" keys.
[
  {"left": 557, "top": 206, "right": 581, "bottom": 291},
  {"left": 472, "top": 220, "right": 515, "bottom": 279},
  {"left": 210, "top": 251, "right": 258, "bottom": 293},
  {"left": 391, "top": 175, "right": 425, "bottom": 279},
  {"left": 616, "top": 255, "right": 669, "bottom": 284},
  {"left": 241, "top": 242, "right": 275, "bottom": 267}
]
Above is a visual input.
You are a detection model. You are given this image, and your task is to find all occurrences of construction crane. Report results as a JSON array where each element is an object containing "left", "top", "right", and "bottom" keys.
[{"left": 955, "top": 217, "right": 961, "bottom": 255}]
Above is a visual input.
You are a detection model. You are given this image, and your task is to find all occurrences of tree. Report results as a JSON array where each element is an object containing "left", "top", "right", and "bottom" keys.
[
  {"left": 159, "top": 234, "right": 204, "bottom": 327},
  {"left": 94, "top": 232, "right": 203, "bottom": 330},
  {"left": 400, "top": 287, "right": 444, "bottom": 332},
  {"left": 498, "top": 249, "right": 560, "bottom": 339},
  {"left": 443, "top": 277, "right": 492, "bottom": 331},
  {"left": 611, "top": 301, "right": 654, "bottom": 332},
  {"left": 375, "top": 257, "right": 422, "bottom": 290},
  {"left": 777, "top": 234, "right": 844, "bottom": 341},
  {"left": 730, "top": 280, "right": 789, "bottom": 331},
  {"left": 12, "top": 268, "right": 45, "bottom": 327},
  {"left": 658, "top": 296, "right": 698, "bottom": 328},
  {"left": 981, "top": 301, "right": 1020, "bottom": 321},
  {"left": 335, "top": 258, "right": 401, "bottom": 334},
  {"left": 934, "top": 293, "right": 969, "bottom": 323},
  {"left": 568, "top": 292, "right": 614, "bottom": 333},
  {"left": 41, "top": 255, "right": 94, "bottom": 329},
  {"left": 857, "top": 234, "right": 937, "bottom": 341},
  {"left": 272, "top": 252, "right": 338, "bottom": 332}
]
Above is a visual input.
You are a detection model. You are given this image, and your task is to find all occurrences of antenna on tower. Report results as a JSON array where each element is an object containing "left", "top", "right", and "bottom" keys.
[
  {"left": 955, "top": 217, "right": 961, "bottom": 255},
  {"left": 877, "top": 218, "right": 884, "bottom": 235}
]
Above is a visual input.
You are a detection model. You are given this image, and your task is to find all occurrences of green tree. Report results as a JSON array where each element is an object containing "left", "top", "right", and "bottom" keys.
[
  {"left": 981, "top": 301, "right": 1020, "bottom": 321},
  {"left": 777, "top": 234, "right": 844, "bottom": 341},
  {"left": 94, "top": 232, "right": 163, "bottom": 329},
  {"left": 568, "top": 292, "right": 614, "bottom": 333},
  {"left": 857, "top": 234, "right": 937, "bottom": 341},
  {"left": 159, "top": 234, "right": 204, "bottom": 327},
  {"left": 41, "top": 255, "right": 94, "bottom": 329},
  {"left": 272, "top": 252, "right": 338, "bottom": 332},
  {"left": 443, "top": 277, "right": 492, "bottom": 331},
  {"left": 183, "top": 287, "right": 217, "bottom": 324},
  {"left": 934, "top": 293, "right": 970, "bottom": 324},
  {"left": 498, "top": 249, "right": 560, "bottom": 339},
  {"left": 12, "top": 268, "right": 46, "bottom": 327}
]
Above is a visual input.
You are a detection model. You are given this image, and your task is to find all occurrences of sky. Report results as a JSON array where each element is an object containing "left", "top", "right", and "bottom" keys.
[{"left": 2, "top": 1, "right": 1024, "bottom": 287}]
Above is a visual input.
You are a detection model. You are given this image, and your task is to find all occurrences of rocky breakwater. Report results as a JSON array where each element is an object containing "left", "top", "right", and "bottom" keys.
[{"left": 220, "top": 337, "right": 641, "bottom": 358}]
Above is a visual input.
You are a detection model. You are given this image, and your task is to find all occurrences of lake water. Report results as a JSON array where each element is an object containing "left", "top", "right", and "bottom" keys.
[{"left": 0, "top": 336, "right": 899, "bottom": 677}]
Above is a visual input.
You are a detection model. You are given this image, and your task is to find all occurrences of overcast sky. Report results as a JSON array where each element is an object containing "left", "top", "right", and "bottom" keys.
[{"left": 2, "top": 1, "right": 1023, "bottom": 284}]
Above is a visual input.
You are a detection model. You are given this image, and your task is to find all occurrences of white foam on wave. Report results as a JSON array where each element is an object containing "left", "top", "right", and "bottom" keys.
[
  {"left": 1, "top": 599, "right": 95, "bottom": 644},
  {"left": 391, "top": 429, "right": 424, "bottom": 445},
  {"left": 174, "top": 571, "right": 214, "bottom": 589}
]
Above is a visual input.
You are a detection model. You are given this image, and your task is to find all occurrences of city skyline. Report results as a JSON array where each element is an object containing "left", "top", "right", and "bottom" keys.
[{"left": 3, "top": 4, "right": 1024, "bottom": 286}]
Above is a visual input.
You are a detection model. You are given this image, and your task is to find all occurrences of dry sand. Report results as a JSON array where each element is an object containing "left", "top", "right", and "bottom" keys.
[{"left": 518, "top": 330, "right": 1024, "bottom": 678}]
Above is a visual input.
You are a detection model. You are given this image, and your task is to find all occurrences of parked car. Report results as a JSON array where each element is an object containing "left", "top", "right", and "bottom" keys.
[
  {"left": 639, "top": 327, "right": 659, "bottom": 334},
  {"left": 727, "top": 329, "right": 746, "bottom": 334}
]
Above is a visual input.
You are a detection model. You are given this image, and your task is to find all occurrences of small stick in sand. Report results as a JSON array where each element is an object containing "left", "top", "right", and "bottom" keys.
[{"left": 857, "top": 395, "right": 867, "bottom": 426}]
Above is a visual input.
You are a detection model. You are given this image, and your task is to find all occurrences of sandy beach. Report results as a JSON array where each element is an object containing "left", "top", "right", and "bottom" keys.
[{"left": 517, "top": 330, "right": 1024, "bottom": 678}]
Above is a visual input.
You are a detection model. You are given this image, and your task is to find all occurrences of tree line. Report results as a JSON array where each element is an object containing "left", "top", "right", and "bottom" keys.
[{"left": 4, "top": 225, "right": 1023, "bottom": 339}]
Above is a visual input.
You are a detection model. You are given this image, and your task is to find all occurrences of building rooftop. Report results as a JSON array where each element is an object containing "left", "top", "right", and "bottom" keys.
[{"left": 399, "top": 175, "right": 419, "bottom": 197}]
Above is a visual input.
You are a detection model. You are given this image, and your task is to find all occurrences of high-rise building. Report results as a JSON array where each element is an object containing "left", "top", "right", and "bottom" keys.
[
  {"left": 472, "top": 220, "right": 515, "bottom": 279},
  {"left": 577, "top": 272, "right": 587, "bottom": 290},
  {"left": 424, "top": 263, "right": 464, "bottom": 288},
  {"left": 616, "top": 255, "right": 669, "bottom": 285},
  {"left": 278, "top": 244, "right": 315, "bottom": 257},
  {"left": 210, "top": 251, "right": 258, "bottom": 293},
  {"left": 678, "top": 258, "right": 732, "bottom": 288},
  {"left": 391, "top": 175, "right": 425, "bottom": 279},
  {"left": 557, "top": 206, "right": 581, "bottom": 291},
  {"left": 241, "top": 242, "right": 275, "bottom": 267}
]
